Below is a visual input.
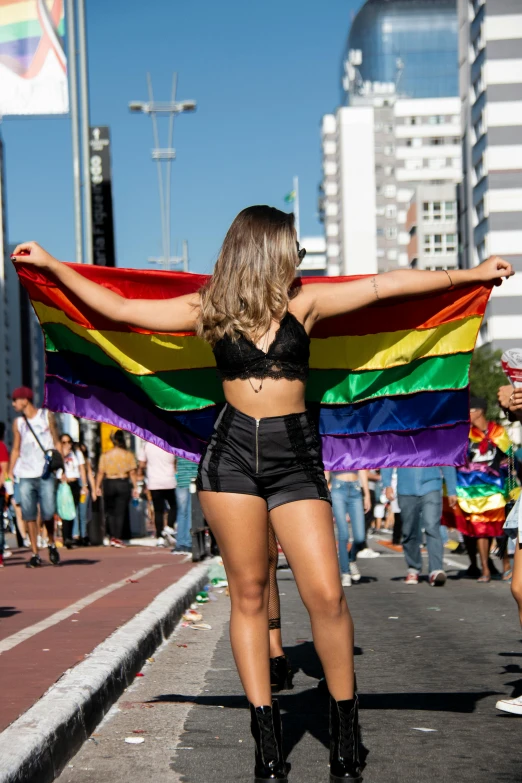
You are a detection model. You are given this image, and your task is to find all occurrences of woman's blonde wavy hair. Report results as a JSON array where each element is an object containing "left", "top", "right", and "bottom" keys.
[{"left": 197, "top": 205, "right": 299, "bottom": 346}]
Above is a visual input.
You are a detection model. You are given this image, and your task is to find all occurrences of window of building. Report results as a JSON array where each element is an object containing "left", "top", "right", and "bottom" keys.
[
  {"left": 476, "top": 199, "right": 485, "bottom": 223},
  {"left": 422, "top": 201, "right": 456, "bottom": 222},
  {"left": 428, "top": 116, "right": 445, "bottom": 125},
  {"left": 385, "top": 124, "right": 394, "bottom": 134},
  {"left": 384, "top": 145, "right": 395, "bottom": 156},
  {"left": 424, "top": 234, "right": 457, "bottom": 254},
  {"left": 326, "top": 223, "right": 339, "bottom": 237},
  {"left": 384, "top": 165, "right": 394, "bottom": 176},
  {"left": 429, "top": 138, "right": 444, "bottom": 146},
  {"left": 324, "top": 140, "right": 337, "bottom": 155},
  {"left": 405, "top": 158, "right": 423, "bottom": 170},
  {"left": 385, "top": 205, "right": 397, "bottom": 219},
  {"left": 376, "top": 228, "right": 384, "bottom": 237},
  {"left": 326, "top": 202, "right": 338, "bottom": 217},
  {"left": 324, "top": 160, "right": 337, "bottom": 176},
  {"left": 325, "top": 182, "right": 338, "bottom": 196},
  {"left": 428, "top": 158, "right": 446, "bottom": 169},
  {"left": 384, "top": 184, "right": 396, "bottom": 198},
  {"left": 387, "top": 249, "right": 398, "bottom": 261},
  {"left": 477, "top": 240, "right": 487, "bottom": 262},
  {"left": 386, "top": 227, "right": 398, "bottom": 240},
  {"left": 474, "top": 158, "right": 485, "bottom": 182}
]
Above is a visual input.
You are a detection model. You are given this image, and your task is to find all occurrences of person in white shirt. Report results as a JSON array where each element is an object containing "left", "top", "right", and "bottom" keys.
[
  {"left": 8, "top": 387, "right": 61, "bottom": 568},
  {"left": 58, "top": 435, "right": 87, "bottom": 548},
  {"left": 138, "top": 441, "right": 177, "bottom": 540}
]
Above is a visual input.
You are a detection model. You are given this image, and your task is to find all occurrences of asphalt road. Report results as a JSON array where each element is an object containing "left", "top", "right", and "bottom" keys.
[{"left": 56, "top": 547, "right": 522, "bottom": 783}]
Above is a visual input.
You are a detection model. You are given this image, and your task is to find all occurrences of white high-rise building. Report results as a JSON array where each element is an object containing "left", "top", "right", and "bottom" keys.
[
  {"left": 320, "top": 0, "right": 461, "bottom": 276},
  {"left": 459, "top": 0, "right": 522, "bottom": 350}
]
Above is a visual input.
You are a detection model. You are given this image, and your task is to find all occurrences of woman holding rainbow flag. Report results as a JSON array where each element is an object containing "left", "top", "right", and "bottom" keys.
[{"left": 12, "top": 206, "right": 512, "bottom": 782}]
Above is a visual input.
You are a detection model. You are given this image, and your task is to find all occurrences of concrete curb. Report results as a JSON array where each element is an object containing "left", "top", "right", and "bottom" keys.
[{"left": 0, "top": 562, "right": 210, "bottom": 783}]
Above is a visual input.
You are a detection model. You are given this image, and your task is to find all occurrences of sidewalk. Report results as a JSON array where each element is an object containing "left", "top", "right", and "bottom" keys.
[{"left": 0, "top": 542, "right": 195, "bottom": 733}]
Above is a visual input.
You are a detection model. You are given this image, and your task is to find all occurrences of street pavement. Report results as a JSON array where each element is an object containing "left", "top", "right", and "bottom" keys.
[
  {"left": 0, "top": 539, "right": 193, "bottom": 732},
  {"left": 54, "top": 543, "right": 522, "bottom": 783}
]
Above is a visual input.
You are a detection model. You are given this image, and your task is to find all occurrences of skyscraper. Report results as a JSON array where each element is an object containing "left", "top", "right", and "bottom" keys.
[
  {"left": 459, "top": 0, "right": 522, "bottom": 350},
  {"left": 321, "top": 0, "right": 461, "bottom": 276}
]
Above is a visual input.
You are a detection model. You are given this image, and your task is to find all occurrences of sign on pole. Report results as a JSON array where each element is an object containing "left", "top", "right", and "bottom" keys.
[
  {"left": 89, "top": 126, "right": 116, "bottom": 267},
  {"left": 0, "top": 0, "right": 69, "bottom": 116}
]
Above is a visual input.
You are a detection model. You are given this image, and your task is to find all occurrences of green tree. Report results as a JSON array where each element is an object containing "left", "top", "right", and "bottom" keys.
[{"left": 469, "top": 345, "right": 508, "bottom": 422}]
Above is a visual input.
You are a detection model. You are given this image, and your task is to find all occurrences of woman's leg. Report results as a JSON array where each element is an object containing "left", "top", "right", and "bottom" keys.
[
  {"left": 347, "top": 483, "right": 366, "bottom": 564},
  {"left": 511, "top": 539, "right": 522, "bottom": 625},
  {"left": 268, "top": 520, "right": 284, "bottom": 658},
  {"left": 150, "top": 489, "right": 165, "bottom": 537},
  {"left": 477, "top": 536, "right": 492, "bottom": 578},
  {"left": 270, "top": 499, "right": 354, "bottom": 701},
  {"left": 198, "top": 491, "right": 272, "bottom": 706},
  {"left": 331, "top": 485, "right": 350, "bottom": 574},
  {"left": 165, "top": 488, "right": 177, "bottom": 530}
]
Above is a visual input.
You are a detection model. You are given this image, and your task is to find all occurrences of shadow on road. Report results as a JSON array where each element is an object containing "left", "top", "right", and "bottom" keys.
[{"left": 0, "top": 606, "right": 21, "bottom": 618}]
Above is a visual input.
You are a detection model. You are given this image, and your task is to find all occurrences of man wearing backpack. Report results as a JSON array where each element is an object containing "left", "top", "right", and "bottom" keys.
[{"left": 8, "top": 387, "right": 61, "bottom": 568}]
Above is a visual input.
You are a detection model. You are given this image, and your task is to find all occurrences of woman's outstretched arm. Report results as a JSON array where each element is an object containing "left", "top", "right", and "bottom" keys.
[
  {"left": 303, "top": 256, "right": 514, "bottom": 323},
  {"left": 11, "top": 242, "right": 200, "bottom": 332}
]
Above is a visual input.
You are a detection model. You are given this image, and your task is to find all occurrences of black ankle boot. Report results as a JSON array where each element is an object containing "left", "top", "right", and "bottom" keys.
[
  {"left": 329, "top": 695, "right": 362, "bottom": 782},
  {"left": 270, "top": 655, "right": 294, "bottom": 692},
  {"left": 250, "top": 699, "right": 289, "bottom": 781}
]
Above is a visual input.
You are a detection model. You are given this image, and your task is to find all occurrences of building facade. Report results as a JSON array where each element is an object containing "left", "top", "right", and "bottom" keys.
[
  {"left": 322, "top": 0, "right": 461, "bottom": 276},
  {"left": 459, "top": 0, "right": 522, "bottom": 350}
]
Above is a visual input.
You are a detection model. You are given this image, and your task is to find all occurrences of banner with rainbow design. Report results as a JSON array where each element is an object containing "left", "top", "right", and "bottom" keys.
[
  {"left": 17, "top": 262, "right": 492, "bottom": 470},
  {"left": 0, "top": 0, "right": 68, "bottom": 116}
]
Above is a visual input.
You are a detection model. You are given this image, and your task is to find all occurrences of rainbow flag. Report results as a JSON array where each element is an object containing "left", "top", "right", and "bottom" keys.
[
  {"left": 17, "top": 263, "right": 492, "bottom": 470},
  {"left": 454, "top": 423, "right": 518, "bottom": 535}
]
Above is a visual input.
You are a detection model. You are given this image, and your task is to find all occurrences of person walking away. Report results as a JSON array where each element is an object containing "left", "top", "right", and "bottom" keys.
[
  {"left": 0, "top": 422, "right": 10, "bottom": 566},
  {"left": 138, "top": 441, "right": 177, "bottom": 544},
  {"left": 95, "top": 430, "right": 138, "bottom": 547},
  {"left": 454, "top": 396, "right": 512, "bottom": 582},
  {"left": 8, "top": 387, "right": 61, "bottom": 568},
  {"left": 174, "top": 457, "right": 198, "bottom": 553},
  {"left": 382, "top": 466, "right": 457, "bottom": 586},
  {"left": 496, "top": 383, "right": 522, "bottom": 714},
  {"left": 58, "top": 435, "right": 87, "bottom": 548},
  {"left": 74, "top": 442, "right": 95, "bottom": 545},
  {"left": 329, "top": 470, "right": 371, "bottom": 586}
]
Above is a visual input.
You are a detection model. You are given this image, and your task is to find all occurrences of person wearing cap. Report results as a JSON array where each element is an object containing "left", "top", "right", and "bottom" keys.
[
  {"left": 453, "top": 395, "right": 513, "bottom": 583},
  {"left": 381, "top": 465, "right": 457, "bottom": 586},
  {"left": 8, "top": 387, "right": 61, "bottom": 568}
]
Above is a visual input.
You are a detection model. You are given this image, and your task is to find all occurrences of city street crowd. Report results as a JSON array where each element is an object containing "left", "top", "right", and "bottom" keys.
[{"left": 1, "top": 378, "right": 522, "bottom": 723}]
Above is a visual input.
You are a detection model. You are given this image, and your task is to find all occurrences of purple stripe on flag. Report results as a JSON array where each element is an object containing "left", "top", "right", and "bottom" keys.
[
  {"left": 321, "top": 423, "right": 469, "bottom": 471},
  {"left": 45, "top": 376, "right": 205, "bottom": 463},
  {"left": 0, "top": 36, "right": 40, "bottom": 58}
]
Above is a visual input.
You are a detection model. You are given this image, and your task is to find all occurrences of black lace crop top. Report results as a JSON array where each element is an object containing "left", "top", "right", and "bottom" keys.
[{"left": 213, "top": 312, "right": 310, "bottom": 382}]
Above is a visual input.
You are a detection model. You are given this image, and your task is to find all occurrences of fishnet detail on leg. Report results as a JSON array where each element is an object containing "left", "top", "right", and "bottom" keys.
[{"left": 268, "top": 520, "right": 281, "bottom": 629}]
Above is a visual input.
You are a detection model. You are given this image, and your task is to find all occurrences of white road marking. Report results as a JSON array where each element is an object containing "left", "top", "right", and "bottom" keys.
[{"left": 0, "top": 564, "right": 165, "bottom": 654}]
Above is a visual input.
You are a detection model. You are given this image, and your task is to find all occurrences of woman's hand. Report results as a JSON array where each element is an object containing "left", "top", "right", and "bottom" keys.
[
  {"left": 11, "top": 242, "right": 59, "bottom": 271},
  {"left": 363, "top": 491, "right": 372, "bottom": 514},
  {"left": 498, "top": 384, "right": 522, "bottom": 412},
  {"left": 475, "top": 256, "right": 514, "bottom": 286}
]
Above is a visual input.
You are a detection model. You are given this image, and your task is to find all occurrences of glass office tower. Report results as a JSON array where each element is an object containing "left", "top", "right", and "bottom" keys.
[{"left": 346, "top": 0, "right": 458, "bottom": 99}]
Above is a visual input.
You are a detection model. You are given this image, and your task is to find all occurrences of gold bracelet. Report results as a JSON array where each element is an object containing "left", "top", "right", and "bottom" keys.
[{"left": 444, "top": 269, "right": 454, "bottom": 290}]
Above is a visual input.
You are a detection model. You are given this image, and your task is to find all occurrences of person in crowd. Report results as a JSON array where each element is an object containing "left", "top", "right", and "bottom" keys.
[
  {"left": 329, "top": 469, "right": 371, "bottom": 586},
  {"left": 497, "top": 383, "right": 522, "bottom": 715},
  {"left": 95, "top": 430, "right": 139, "bottom": 547},
  {"left": 382, "top": 466, "right": 457, "bottom": 586},
  {"left": 174, "top": 457, "right": 198, "bottom": 553},
  {"left": 12, "top": 213, "right": 512, "bottom": 781},
  {"left": 74, "top": 442, "right": 96, "bottom": 545},
  {"left": 138, "top": 441, "right": 177, "bottom": 543},
  {"left": 58, "top": 434, "right": 87, "bottom": 548},
  {"left": 0, "top": 422, "right": 10, "bottom": 567},
  {"left": 8, "top": 387, "right": 61, "bottom": 568},
  {"left": 454, "top": 396, "right": 512, "bottom": 583}
]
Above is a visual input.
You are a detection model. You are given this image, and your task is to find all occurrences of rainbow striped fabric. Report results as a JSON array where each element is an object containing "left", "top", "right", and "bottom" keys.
[
  {"left": 454, "top": 423, "right": 516, "bottom": 535},
  {"left": 0, "top": 0, "right": 65, "bottom": 77},
  {"left": 17, "top": 263, "right": 492, "bottom": 470}
]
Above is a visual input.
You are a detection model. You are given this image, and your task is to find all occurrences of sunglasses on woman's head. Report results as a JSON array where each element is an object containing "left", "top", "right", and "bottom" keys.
[{"left": 296, "top": 242, "right": 306, "bottom": 261}]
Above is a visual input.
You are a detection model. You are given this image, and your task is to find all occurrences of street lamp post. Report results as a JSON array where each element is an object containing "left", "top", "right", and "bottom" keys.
[{"left": 129, "top": 73, "right": 196, "bottom": 271}]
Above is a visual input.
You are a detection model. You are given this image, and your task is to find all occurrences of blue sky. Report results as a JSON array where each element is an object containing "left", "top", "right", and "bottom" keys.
[{"left": 2, "top": 0, "right": 363, "bottom": 274}]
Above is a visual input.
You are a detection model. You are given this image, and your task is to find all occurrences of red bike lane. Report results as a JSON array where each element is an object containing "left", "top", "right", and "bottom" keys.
[{"left": 0, "top": 544, "right": 194, "bottom": 732}]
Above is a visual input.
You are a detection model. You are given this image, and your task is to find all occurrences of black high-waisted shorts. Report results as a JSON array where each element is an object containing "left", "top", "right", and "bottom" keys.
[{"left": 197, "top": 404, "right": 331, "bottom": 511}]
